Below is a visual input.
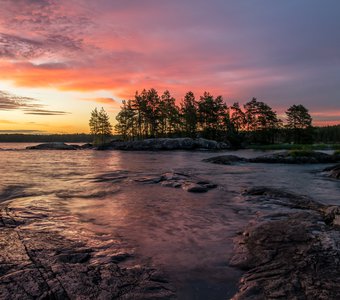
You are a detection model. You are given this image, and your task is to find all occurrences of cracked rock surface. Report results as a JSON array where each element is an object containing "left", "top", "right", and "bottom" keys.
[
  {"left": 0, "top": 200, "right": 175, "bottom": 300},
  {"left": 230, "top": 187, "right": 340, "bottom": 300}
]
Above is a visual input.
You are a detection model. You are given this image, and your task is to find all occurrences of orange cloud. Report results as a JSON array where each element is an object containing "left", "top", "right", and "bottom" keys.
[{"left": 82, "top": 97, "right": 122, "bottom": 107}]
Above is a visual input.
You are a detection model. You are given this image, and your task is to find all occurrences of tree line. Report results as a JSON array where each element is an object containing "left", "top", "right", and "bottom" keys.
[{"left": 109, "top": 88, "right": 313, "bottom": 145}]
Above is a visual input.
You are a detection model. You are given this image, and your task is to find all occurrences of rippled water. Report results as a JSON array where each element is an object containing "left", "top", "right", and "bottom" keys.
[{"left": 1, "top": 143, "right": 339, "bottom": 299}]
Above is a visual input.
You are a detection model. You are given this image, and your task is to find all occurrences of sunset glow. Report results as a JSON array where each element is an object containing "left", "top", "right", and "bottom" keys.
[{"left": 1, "top": 0, "right": 340, "bottom": 133}]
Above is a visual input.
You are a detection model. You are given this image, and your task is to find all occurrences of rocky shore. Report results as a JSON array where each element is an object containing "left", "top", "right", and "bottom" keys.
[
  {"left": 230, "top": 187, "right": 340, "bottom": 299},
  {"left": 25, "top": 138, "right": 229, "bottom": 151},
  {"left": 204, "top": 151, "right": 340, "bottom": 164},
  {"left": 0, "top": 199, "right": 175, "bottom": 299},
  {"left": 97, "top": 138, "right": 229, "bottom": 151}
]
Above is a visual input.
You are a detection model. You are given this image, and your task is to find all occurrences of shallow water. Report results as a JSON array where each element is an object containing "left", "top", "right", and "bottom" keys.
[{"left": 0, "top": 144, "right": 339, "bottom": 299}]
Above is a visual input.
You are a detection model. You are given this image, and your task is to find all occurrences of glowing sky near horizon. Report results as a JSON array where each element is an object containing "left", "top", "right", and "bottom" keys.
[{"left": 0, "top": 0, "right": 340, "bottom": 133}]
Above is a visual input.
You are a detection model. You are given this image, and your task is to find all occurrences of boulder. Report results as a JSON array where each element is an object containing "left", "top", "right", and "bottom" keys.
[{"left": 203, "top": 155, "right": 245, "bottom": 165}]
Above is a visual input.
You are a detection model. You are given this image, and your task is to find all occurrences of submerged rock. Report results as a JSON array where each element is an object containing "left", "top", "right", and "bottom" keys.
[
  {"left": 203, "top": 155, "right": 245, "bottom": 165},
  {"left": 135, "top": 171, "right": 217, "bottom": 193},
  {"left": 230, "top": 187, "right": 340, "bottom": 300},
  {"left": 98, "top": 138, "right": 230, "bottom": 151}
]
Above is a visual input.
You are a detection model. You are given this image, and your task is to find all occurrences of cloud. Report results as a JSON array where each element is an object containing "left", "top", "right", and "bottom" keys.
[
  {"left": 0, "top": 119, "right": 16, "bottom": 124},
  {"left": 0, "top": 90, "right": 40, "bottom": 110},
  {"left": 0, "top": 0, "right": 339, "bottom": 125},
  {"left": 0, "top": 33, "right": 44, "bottom": 59},
  {"left": 0, "top": 129, "right": 45, "bottom": 133},
  {"left": 0, "top": 32, "right": 84, "bottom": 60},
  {"left": 82, "top": 97, "right": 122, "bottom": 107},
  {"left": 0, "top": 90, "right": 69, "bottom": 115},
  {"left": 24, "top": 109, "right": 69, "bottom": 115}
]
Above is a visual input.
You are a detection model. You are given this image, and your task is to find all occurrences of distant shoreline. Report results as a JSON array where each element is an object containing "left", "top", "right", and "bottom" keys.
[{"left": 0, "top": 133, "right": 93, "bottom": 143}]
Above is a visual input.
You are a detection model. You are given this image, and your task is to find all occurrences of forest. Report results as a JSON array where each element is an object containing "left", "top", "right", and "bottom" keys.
[{"left": 114, "top": 88, "right": 319, "bottom": 146}]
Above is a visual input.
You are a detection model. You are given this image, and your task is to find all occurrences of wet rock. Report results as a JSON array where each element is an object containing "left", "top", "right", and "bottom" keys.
[
  {"left": 231, "top": 187, "right": 340, "bottom": 300},
  {"left": 110, "top": 252, "right": 133, "bottom": 263},
  {"left": 57, "top": 251, "right": 91, "bottom": 264},
  {"left": 323, "top": 206, "right": 340, "bottom": 227},
  {"left": 135, "top": 171, "right": 217, "bottom": 193},
  {"left": 26, "top": 142, "right": 78, "bottom": 150},
  {"left": 98, "top": 138, "right": 230, "bottom": 151},
  {"left": 183, "top": 183, "right": 208, "bottom": 193},
  {"left": 323, "top": 164, "right": 340, "bottom": 179},
  {"left": 243, "top": 187, "right": 324, "bottom": 210},
  {"left": 0, "top": 203, "right": 175, "bottom": 300},
  {"left": 203, "top": 155, "right": 245, "bottom": 165}
]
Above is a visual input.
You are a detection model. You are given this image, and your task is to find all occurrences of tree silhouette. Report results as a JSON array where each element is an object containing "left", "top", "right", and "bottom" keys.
[
  {"left": 244, "top": 98, "right": 281, "bottom": 143},
  {"left": 113, "top": 88, "right": 317, "bottom": 146},
  {"left": 180, "top": 91, "right": 198, "bottom": 138},
  {"left": 198, "top": 92, "right": 227, "bottom": 140},
  {"left": 115, "top": 100, "right": 136, "bottom": 140},
  {"left": 89, "top": 107, "right": 112, "bottom": 145},
  {"left": 286, "top": 104, "right": 313, "bottom": 143}
]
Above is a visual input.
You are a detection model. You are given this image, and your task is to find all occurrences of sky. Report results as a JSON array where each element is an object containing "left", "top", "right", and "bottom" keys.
[{"left": 0, "top": 0, "right": 340, "bottom": 133}]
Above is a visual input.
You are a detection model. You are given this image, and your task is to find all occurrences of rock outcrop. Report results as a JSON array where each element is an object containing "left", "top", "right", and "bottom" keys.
[
  {"left": 230, "top": 187, "right": 340, "bottom": 300},
  {"left": 248, "top": 151, "right": 339, "bottom": 164},
  {"left": 204, "top": 151, "right": 340, "bottom": 165},
  {"left": 98, "top": 138, "right": 229, "bottom": 151}
]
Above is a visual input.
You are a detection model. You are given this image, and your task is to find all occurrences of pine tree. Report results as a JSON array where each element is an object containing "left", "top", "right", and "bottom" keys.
[
  {"left": 286, "top": 104, "right": 313, "bottom": 143},
  {"left": 180, "top": 91, "right": 198, "bottom": 138},
  {"left": 89, "top": 107, "right": 112, "bottom": 145}
]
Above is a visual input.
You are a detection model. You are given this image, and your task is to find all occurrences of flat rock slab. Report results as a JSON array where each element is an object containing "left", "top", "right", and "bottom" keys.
[
  {"left": 0, "top": 201, "right": 175, "bottom": 299},
  {"left": 230, "top": 187, "right": 340, "bottom": 300}
]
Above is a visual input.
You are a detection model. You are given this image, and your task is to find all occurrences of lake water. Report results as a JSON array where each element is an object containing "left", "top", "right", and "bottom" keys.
[{"left": 0, "top": 143, "right": 339, "bottom": 299}]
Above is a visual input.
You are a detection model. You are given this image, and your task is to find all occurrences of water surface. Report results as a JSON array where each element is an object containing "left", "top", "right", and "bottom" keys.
[{"left": 1, "top": 144, "right": 339, "bottom": 299}]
